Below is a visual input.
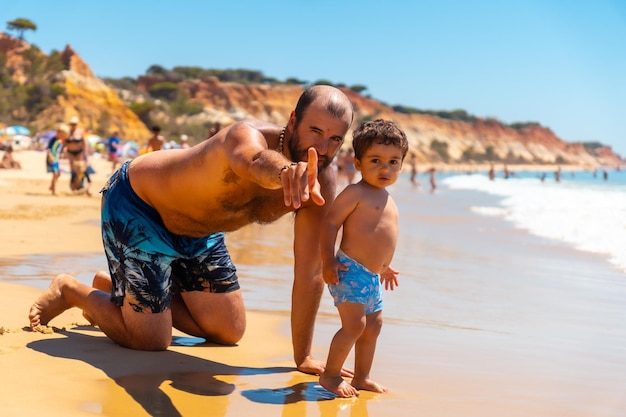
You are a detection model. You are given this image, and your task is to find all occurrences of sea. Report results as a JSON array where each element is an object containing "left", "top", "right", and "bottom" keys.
[
  {"left": 1, "top": 166, "right": 625, "bottom": 416},
  {"left": 442, "top": 167, "right": 626, "bottom": 273}
]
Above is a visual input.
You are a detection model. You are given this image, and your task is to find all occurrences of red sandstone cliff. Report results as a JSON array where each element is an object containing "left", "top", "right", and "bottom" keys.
[
  {"left": 34, "top": 45, "right": 150, "bottom": 140},
  {"left": 141, "top": 77, "right": 621, "bottom": 167},
  {"left": 1, "top": 32, "right": 622, "bottom": 166},
  {"left": 0, "top": 34, "right": 150, "bottom": 141}
]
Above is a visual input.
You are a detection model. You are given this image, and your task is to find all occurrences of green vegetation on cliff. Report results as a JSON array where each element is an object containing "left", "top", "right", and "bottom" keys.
[{"left": 0, "top": 47, "right": 65, "bottom": 127}]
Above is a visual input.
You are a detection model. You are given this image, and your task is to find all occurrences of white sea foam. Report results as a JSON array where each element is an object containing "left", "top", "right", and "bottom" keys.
[
  {"left": 469, "top": 206, "right": 510, "bottom": 217},
  {"left": 443, "top": 172, "right": 626, "bottom": 272}
]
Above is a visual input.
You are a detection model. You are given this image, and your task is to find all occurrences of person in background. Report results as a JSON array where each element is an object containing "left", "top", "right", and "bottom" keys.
[
  {"left": 428, "top": 166, "right": 437, "bottom": 192},
  {"left": 65, "top": 116, "right": 92, "bottom": 196},
  {"left": 145, "top": 126, "right": 165, "bottom": 152},
  {"left": 336, "top": 148, "right": 357, "bottom": 187},
  {"left": 1, "top": 144, "right": 22, "bottom": 169},
  {"left": 342, "top": 148, "right": 356, "bottom": 185},
  {"left": 409, "top": 152, "right": 419, "bottom": 186},
  {"left": 319, "top": 119, "right": 407, "bottom": 397},
  {"left": 208, "top": 122, "right": 222, "bottom": 138},
  {"left": 46, "top": 123, "right": 68, "bottom": 195},
  {"left": 180, "top": 134, "right": 190, "bottom": 149},
  {"left": 107, "top": 131, "right": 121, "bottom": 173}
]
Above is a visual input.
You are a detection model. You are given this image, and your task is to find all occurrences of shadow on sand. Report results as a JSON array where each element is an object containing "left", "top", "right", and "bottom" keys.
[{"left": 27, "top": 327, "right": 297, "bottom": 416}]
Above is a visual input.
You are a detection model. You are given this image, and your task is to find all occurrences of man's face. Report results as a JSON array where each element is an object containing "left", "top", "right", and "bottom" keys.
[{"left": 288, "top": 105, "right": 351, "bottom": 172}]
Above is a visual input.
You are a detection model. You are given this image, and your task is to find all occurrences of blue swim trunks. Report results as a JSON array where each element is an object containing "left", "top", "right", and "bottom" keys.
[
  {"left": 100, "top": 160, "right": 240, "bottom": 313},
  {"left": 328, "top": 249, "right": 383, "bottom": 314},
  {"left": 46, "top": 161, "right": 60, "bottom": 174}
]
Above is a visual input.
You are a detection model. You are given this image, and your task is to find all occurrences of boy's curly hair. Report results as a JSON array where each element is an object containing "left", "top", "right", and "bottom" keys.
[{"left": 352, "top": 119, "right": 409, "bottom": 161}]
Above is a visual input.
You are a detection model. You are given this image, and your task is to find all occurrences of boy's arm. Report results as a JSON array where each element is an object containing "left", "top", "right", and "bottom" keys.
[{"left": 320, "top": 186, "right": 358, "bottom": 285}]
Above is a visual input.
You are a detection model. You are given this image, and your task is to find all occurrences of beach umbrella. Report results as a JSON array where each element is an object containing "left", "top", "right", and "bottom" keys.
[
  {"left": 85, "top": 134, "right": 102, "bottom": 146},
  {"left": 121, "top": 140, "right": 139, "bottom": 158},
  {"left": 10, "top": 134, "right": 32, "bottom": 150},
  {"left": 0, "top": 125, "right": 31, "bottom": 136}
]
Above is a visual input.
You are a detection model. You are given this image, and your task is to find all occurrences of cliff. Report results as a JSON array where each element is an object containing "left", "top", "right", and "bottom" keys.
[
  {"left": 0, "top": 33, "right": 150, "bottom": 141},
  {"left": 137, "top": 74, "right": 622, "bottom": 167},
  {"left": 35, "top": 45, "right": 151, "bottom": 140},
  {"left": 0, "top": 32, "right": 622, "bottom": 167}
]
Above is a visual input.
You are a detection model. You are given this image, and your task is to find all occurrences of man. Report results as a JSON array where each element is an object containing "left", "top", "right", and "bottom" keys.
[
  {"left": 107, "top": 131, "right": 121, "bottom": 173},
  {"left": 145, "top": 125, "right": 165, "bottom": 152},
  {"left": 179, "top": 134, "right": 190, "bottom": 149},
  {"left": 29, "top": 85, "right": 354, "bottom": 376}
]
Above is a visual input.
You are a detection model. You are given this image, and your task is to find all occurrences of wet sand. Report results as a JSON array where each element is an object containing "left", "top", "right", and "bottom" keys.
[{"left": 1, "top": 151, "right": 625, "bottom": 416}]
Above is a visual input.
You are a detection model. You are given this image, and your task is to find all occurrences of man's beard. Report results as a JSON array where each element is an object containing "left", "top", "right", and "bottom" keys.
[{"left": 288, "top": 130, "right": 333, "bottom": 173}]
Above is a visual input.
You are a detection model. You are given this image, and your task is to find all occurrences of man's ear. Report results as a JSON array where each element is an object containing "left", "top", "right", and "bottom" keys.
[{"left": 288, "top": 111, "right": 297, "bottom": 131}]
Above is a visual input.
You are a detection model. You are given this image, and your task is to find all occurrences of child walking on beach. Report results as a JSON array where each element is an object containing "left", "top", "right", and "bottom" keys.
[
  {"left": 320, "top": 119, "right": 408, "bottom": 397},
  {"left": 46, "top": 123, "right": 69, "bottom": 195}
]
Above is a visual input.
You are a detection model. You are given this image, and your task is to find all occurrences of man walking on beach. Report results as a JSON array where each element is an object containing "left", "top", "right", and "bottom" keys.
[{"left": 29, "top": 85, "right": 354, "bottom": 376}]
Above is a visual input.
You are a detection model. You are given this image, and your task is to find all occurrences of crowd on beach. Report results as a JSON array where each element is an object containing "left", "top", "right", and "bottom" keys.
[{"left": 1, "top": 116, "right": 212, "bottom": 196}]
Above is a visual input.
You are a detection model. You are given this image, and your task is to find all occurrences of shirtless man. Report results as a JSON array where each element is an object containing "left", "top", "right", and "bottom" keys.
[
  {"left": 145, "top": 125, "right": 165, "bottom": 152},
  {"left": 29, "top": 85, "right": 354, "bottom": 376}
]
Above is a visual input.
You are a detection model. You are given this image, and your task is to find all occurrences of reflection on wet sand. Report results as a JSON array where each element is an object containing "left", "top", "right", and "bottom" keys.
[{"left": 226, "top": 216, "right": 295, "bottom": 266}]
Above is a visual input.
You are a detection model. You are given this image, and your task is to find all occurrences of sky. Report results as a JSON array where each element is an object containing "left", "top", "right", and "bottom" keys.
[{"left": 4, "top": 0, "right": 626, "bottom": 157}]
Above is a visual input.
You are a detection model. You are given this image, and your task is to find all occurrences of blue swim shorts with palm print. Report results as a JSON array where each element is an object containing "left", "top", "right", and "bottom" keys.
[{"left": 100, "top": 160, "right": 240, "bottom": 313}]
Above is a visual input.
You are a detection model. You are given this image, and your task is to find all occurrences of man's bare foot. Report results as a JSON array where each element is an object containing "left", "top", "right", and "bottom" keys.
[
  {"left": 320, "top": 374, "right": 359, "bottom": 398},
  {"left": 29, "top": 274, "right": 74, "bottom": 328},
  {"left": 351, "top": 377, "right": 387, "bottom": 394}
]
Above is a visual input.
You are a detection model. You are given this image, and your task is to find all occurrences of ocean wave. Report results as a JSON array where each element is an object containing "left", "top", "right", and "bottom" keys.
[{"left": 443, "top": 171, "right": 626, "bottom": 273}]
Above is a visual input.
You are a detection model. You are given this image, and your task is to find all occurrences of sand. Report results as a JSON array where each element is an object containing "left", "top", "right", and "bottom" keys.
[
  {"left": 1, "top": 150, "right": 624, "bottom": 417},
  {"left": 0, "top": 151, "right": 326, "bottom": 417},
  {"left": 2, "top": 150, "right": 424, "bottom": 417}
]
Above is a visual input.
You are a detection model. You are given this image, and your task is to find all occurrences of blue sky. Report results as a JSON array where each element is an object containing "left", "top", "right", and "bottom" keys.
[{"left": 4, "top": 0, "right": 626, "bottom": 157}]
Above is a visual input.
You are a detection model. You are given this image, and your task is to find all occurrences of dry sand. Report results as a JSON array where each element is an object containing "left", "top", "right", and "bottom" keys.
[{"left": 0, "top": 151, "right": 334, "bottom": 417}]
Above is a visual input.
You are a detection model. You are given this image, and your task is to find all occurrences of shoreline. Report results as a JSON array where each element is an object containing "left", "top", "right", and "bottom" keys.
[
  {"left": 0, "top": 149, "right": 601, "bottom": 258},
  {"left": 2, "top": 150, "right": 625, "bottom": 416}
]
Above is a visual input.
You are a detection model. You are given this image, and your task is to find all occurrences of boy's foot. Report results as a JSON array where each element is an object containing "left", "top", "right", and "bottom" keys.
[
  {"left": 351, "top": 378, "right": 387, "bottom": 394},
  {"left": 320, "top": 374, "right": 359, "bottom": 398}
]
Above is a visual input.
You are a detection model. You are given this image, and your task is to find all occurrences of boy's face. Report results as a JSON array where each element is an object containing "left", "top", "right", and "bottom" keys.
[{"left": 354, "top": 142, "right": 403, "bottom": 188}]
